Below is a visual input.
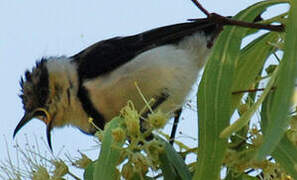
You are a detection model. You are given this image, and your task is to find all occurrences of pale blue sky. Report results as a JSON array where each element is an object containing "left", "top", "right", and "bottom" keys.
[{"left": 0, "top": 0, "right": 288, "bottom": 179}]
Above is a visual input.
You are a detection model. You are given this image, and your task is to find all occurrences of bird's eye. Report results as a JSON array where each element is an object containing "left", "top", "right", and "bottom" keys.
[{"left": 34, "top": 110, "right": 46, "bottom": 117}]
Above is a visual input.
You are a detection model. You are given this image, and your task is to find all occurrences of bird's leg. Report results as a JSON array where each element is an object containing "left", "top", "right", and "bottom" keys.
[{"left": 169, "top": 108, "right": 182, "bottom": 145}]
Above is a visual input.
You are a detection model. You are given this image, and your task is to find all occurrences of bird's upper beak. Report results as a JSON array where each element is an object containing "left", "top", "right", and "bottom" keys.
[{"left": 13, "top": 108, "right": 53, "bottom": 151}]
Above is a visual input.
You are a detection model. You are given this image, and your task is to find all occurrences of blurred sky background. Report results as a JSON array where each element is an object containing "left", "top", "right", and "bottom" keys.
[{"left": 0, "top": 0, "right": 288, "bottom": 179}]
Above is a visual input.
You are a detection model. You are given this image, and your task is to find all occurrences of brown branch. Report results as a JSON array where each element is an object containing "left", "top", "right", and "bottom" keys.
[
  {"left": 190, "top": 0, "right": 285, "bottom": 32},
  {"left": 209, "top": 13, "right": 284, "bottom": 32}
]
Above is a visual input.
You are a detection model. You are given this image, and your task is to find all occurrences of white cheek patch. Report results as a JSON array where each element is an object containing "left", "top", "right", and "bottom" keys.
[{"left": 45, "top": 58, "right": 93, "bottom": 132}]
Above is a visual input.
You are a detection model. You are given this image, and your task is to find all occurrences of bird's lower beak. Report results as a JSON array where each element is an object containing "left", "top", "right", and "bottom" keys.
[
  {"left": 46, "top": 120, "right": 53, "bottom": 151},
  {"left": 13, "top": 108, "right": 53, "bottom": 151}
]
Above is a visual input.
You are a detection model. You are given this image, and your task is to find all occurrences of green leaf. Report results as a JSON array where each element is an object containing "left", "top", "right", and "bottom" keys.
[
  {"left": 159, "top": 138, "right": 191, "bottom": 180},
  {"left": 84, "top": 160, "right": 96, "bottom": 180},
  {"left": 220, "top": 63, "right": 279, "bottom": 138},
  {"left": 195, "top": 24, "right": 239, "bottom": 180},
  {"left": 261, "top": 90, "right": 297, "bottom": 179},
  {"left": 256, "top": 0, "right": 297, "bottom": 160},
  {"left": 232, "top": 32, "right": 278, "bottom": 109},
  {"left": 93, "top": 117, "right": 125, "bottom": 180},
  {"left": 273, "top": 136, "right": 297, "bottom": 179},
  {"left": 220, "top": 31, "right": 279, "bottom": 138},
  {"left": 194, "top": 1, "right": 286, "bottom": 179},
  {"left": 159, "top": 151, "right": 178, "bottom": 180}
]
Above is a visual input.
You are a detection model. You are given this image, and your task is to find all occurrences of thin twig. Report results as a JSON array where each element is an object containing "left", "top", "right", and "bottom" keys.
[
  {"left": 232, "top": 87, "right": 276, "bottom": 95},
  {"left": 190, "top": 0, "right": 285, "bottom": 32},
  {"left": 233, "top": 83, "right": 297, "bottom": 95},
  {"left": 210, "top": 13, "right": 284, "bottom": 32},
  {"left": 191, "top": 0, "right": 210, "bottom": 16}
]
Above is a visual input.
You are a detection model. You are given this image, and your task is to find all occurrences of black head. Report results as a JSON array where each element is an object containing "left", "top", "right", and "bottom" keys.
[
  {"left": 19, "top": 59, "right": 49, "bottom": 113},
  {"left": 14, "top": 58, "right": 54, "bottom": 149}
]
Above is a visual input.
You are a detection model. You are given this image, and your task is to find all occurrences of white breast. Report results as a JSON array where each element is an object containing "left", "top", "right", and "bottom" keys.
[{"left": 84, "top": 32, "right": 211, "bottom": 121}]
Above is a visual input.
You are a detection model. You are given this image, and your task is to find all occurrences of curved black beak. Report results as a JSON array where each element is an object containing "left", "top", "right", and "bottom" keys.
[
  {"left": 13, "top": 111, "right": 36, "bottom": 138},
  {"left": 13, "top": 109, "right": 53, "bottom": 151},
  {"left": 46, "top": 120, "right": 53, "bottom": 151}
]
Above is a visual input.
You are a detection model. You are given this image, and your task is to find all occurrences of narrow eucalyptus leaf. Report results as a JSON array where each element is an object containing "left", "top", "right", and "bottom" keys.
[
  {"left": 257, "top": 0, "right": 297, "bottom": 160},
  {"left": 93, "top": 117, "right": 125, "bottom": 180}
]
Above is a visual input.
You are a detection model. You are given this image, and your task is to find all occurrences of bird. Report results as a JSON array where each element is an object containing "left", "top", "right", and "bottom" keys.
[{"left": 13, "top": 17, "right": 223, "bottom": 150}]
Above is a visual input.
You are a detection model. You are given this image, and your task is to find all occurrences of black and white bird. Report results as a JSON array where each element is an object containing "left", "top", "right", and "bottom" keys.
[{"left": 14, "top": 18, "right": 223, "bottom": 149}]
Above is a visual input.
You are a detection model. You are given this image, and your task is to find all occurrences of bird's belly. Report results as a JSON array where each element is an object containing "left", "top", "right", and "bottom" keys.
[{"left": 84, "top": 45, "right": 206, "bottom": 121}]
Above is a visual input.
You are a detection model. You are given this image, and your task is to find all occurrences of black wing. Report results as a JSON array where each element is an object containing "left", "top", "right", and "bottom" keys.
[{"left": 72, "top": 18, "right": 220, "bottom": 80}]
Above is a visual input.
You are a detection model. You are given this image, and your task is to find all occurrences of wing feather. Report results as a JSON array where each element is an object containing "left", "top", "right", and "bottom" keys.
[{"left": 72, "top": 18, "right": 219, "bottom": 80}]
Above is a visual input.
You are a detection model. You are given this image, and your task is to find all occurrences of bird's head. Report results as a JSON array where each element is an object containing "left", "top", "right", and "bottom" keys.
[{"left": 14, "top": 57, "right": 91, "bottom": 150}]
